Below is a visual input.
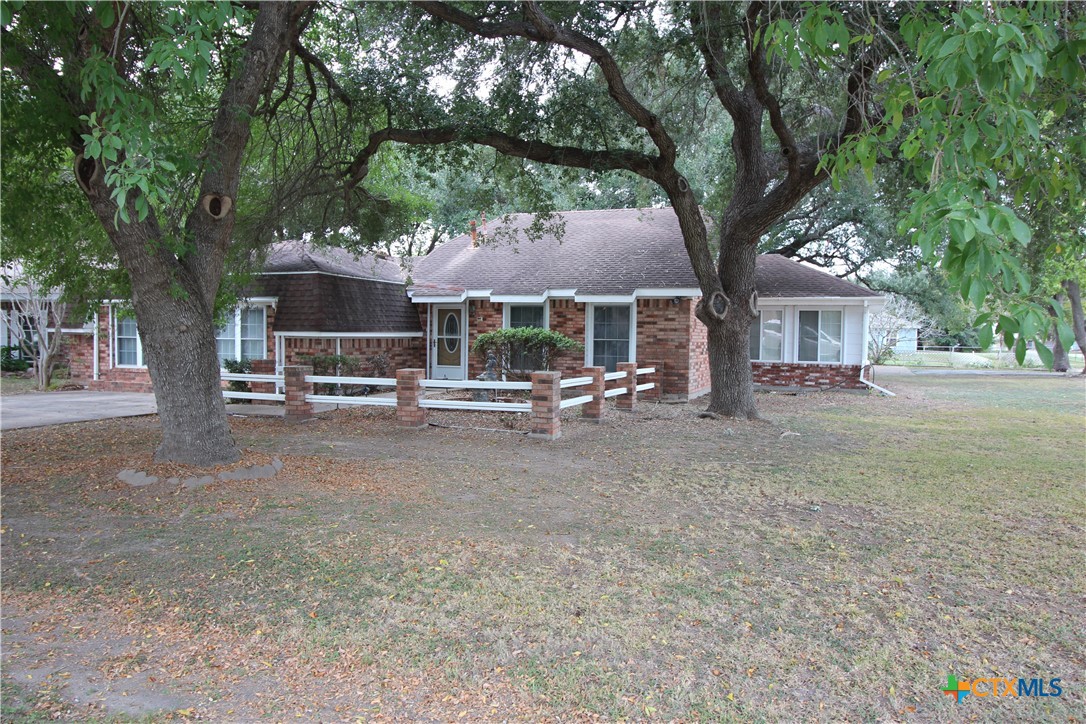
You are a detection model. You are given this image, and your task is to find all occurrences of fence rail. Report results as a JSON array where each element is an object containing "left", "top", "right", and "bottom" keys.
[{"left": 222, "top": 362, "right": 661, "bottom": 440}]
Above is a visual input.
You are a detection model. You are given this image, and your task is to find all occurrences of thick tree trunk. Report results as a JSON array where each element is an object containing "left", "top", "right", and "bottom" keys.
[
  {"left": 700, "top": 235, "right": 759, "bottom": 419},
  {"left": 137, "top": 294, "right": 238, "bottom": 465},
  {"left": 1050, "top": 293, "right": 1070, "bottom": 372},
  {"left": 1064, "top": 279, "right": 1086, "bottom": 374},
  {"left": 68, "top": 3, "right": 298, "bottom": 466}
]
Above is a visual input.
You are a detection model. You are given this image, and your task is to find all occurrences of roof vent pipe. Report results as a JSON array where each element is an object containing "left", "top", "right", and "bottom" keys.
[{"left": 470, "top": 220, "right": 478, "bottom": 247}]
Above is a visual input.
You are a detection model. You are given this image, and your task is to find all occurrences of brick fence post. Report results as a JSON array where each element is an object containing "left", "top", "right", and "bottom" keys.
[
  {"left": 284, "top": 365, "right": 313, "bottom": 422},
  {"left": 642, "top": 360, "right": 662, "bottom": 402},
  {"left": 249, "top": 359, "right": 276, "bottom": 395},
  {"left": 396, "top": 368, "right": 428, "bottom": 428},
  {"left": 616, "top": 361, "right": 637, "bottom": 411},
  {"left": 581, "top": 366, "right": 604, "bottom": 422},
  {"left": 529, "top": 371, "right": 561, "bottom": 440}
]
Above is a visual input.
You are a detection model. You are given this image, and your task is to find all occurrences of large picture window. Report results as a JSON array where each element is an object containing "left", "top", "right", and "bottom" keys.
[
  {"left": 115, "top": 314, "right": 142, "bottom": 367},
  {"left": 748, "top": 310, "right": 783, "bottom": 362},
  {"left": 216, "top": 307, "right": 267, "bottom": 366},
  {"left": 798, "top": 310, "right": 842, "bottom": 363},
  {"left": 590, "top": 304, "right": 631, "bottom": 372}
]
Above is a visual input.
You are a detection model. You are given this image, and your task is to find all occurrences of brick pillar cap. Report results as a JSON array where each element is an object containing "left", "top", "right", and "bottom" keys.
[{"left": 531, "top": 371, "right": 561, "bottom": 381}]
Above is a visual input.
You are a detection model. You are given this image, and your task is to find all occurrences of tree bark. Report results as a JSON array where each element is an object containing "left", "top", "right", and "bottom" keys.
[
  {"left": 1050, "top": 293, "right": 1070, "bottom": 372},
  {"left": 71, "top": 3, "right": 300, "bottom": 465},
  {"left": 700, "top": 235, "right": 759, "bottom": 418},
  {"left": 1064, "top": 279, "right": 1086, "bottom": 374}
]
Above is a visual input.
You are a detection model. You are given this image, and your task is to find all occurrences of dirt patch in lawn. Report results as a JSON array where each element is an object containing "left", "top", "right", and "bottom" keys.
[{"left": 2, "top": 376, "right": 1083, "bottom": 720}]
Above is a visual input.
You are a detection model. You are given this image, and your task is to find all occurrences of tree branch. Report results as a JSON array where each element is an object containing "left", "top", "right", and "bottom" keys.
[
  {"left": 414, "top": 0, "right": 678, "bottom": 168},
  {"left": 346, "top": 126, "right": 661, "bottom": 189},
  {"left": 744, "top": 1, "right": 798, "bottom": 171}
]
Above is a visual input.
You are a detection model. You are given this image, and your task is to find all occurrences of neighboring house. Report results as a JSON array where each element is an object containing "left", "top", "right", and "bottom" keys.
[
  {"left": 0, "top": 267, "right": 94, "bottom": 370},
  {"left": 66, "top": 207, "right": 884, "bottom": 397}
]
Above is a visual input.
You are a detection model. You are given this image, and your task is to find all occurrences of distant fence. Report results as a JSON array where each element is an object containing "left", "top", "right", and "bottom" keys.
[{"left": 221, "top": 363, "right": 659, "bottom": 440}]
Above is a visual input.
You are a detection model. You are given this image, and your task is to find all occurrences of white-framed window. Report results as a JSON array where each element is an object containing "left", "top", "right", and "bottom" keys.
[
  {"left": 749, "top": 309, "right": 784, "bottom": 362},
  {"left": 505, "top": 303, "right": 547, "bottom": 330},
  {"left": 798, "top": 309, "right": 843, "bottom": 363},
  {"left": 503, "top": 303, "right": 548, "bottom": 371},
  {"left": 586, "top": 303, "right": 634, "bottom": 372},
  {"left": 216, "top": 306, "right": 267, "bottom": 366},
  {"left": 114, "top": 312, "right": 144, "bottom": 367}
]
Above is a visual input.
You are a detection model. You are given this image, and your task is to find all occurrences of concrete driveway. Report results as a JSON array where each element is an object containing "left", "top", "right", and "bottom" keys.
[{"left": 0, "top": 391, "right": 158, "bottom": 431}]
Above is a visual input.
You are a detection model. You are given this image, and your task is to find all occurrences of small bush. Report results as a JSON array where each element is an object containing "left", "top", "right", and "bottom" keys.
[
  {"left": 472, "top": 328, "right": 583, "bottom": 379},
  {"left": 222, "top": 358, "right": 252, "bottom": 403},
  {"left": 1, "top": 346, "right": 30, "bottom": 373}
]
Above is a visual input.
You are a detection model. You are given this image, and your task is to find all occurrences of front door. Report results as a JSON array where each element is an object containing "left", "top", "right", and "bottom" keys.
[{"left": 430, "top": 305, "right": 466, "bottom": 379}]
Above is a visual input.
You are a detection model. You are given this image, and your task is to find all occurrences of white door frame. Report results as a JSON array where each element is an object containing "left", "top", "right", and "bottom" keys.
[{"left": 429, "top": 304, "right": 467, "bottom": 379}]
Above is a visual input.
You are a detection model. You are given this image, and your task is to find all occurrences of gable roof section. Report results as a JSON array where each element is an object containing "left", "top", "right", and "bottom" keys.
[
  {"left": 254, "top": 273, "right": 421, "bottom": 334},
  {"left": 263, "top": 240, "right": 405, "bottom": 283},
  {"left": 410, "top": 208, "right": 701, "bottom": 296},
  {"left": 755, "top": 254, "right": 881, "bottom": 299},
  {"left": 409, "top": 207, "right": 880, "bottom": 300},
  {"left": 254, "top": 240, "right": 419, "bottom": 334}
]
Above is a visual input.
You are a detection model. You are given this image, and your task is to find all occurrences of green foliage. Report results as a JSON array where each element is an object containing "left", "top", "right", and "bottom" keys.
[
  {"left": 1, "top": 346, "right": 31, "bottom": 373},
  {"left": 222, "top": 358, "right": 252, "bottom": 402},
  {"left": 472, "top": 328, "right": 583, "bottom": 378}
]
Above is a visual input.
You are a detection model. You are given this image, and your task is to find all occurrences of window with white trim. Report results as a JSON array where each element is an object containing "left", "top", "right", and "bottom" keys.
[
  {"left": 505, "top": 303, "right": 546, "bottom": 371},
  {"left": 216, "top": 306, "right": 267, "bottom": 366},
  {"left": 748, "top": 309, "right": 783, "bottom": 362},
  {"left": 115, "top": 314, "right": 143, "bottom": 367},
  {"left": 589, "top": 304, "right": 632, "bottom": 372},
  {"left": 798, "top": 309, "right": 842, "bottom": 363}
]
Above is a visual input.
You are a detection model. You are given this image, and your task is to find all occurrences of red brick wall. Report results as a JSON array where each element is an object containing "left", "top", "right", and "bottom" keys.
[
  {"left": 283, "top": 336, "right": 424, "bottom": 376},
  {"left": 548, "top": 300, "right": 588, "bottom": 377},
  {"left": 635, "top": 298, "right": 696, "bottom": 400},
  {"left": 61, "top": 333, "right": 94, "bottom": 383},
  {"left": 466, "top": 300, "right": 504, "bottom": 378},
  {"left": 687, "top": 299, "right": 711, "bottom": 398},
  {"left": 753, "top": 362, "right": 865, "bottom": 389}
]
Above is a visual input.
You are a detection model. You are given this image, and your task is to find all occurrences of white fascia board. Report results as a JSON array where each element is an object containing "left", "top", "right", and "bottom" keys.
[
  {"left": 764, "top": 296, "right": 882, "bottom": 306},
  {"left": 634, "top": 288, "right": 702, "bottom": 298},
  {"left": 490, "top": 294, "right": 548, "bottom": 304},
  {"left": 574, "top": 293, "right": 636, "bottom": 303},
  {"left": 274, "top": 331, "right": 424, "bottom": 339},
  {"left": 465, "top": 289, "right": 494, "bottom": 299},
  {"left": 546, "top": 289, "right": 578, "bottom": 299},
  {"left": 408, "top": 293, "right": 466, "bottom": 303}
]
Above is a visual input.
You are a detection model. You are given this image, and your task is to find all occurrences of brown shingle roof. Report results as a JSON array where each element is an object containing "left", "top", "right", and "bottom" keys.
[
  {"left": 755, "top": 254, "right": 881, "bottom": 299},
  {"left": 410, "top": 208, "right": 880, "bottom": 299},
  {"left": 255, "top": 274, "right": 421, "bottom": 334},
  {"left": 263, "top": 240, "right": 405, "bottom": 283},
  {"left": 253, "top": 241, "right": 419, "bottom": 333}
]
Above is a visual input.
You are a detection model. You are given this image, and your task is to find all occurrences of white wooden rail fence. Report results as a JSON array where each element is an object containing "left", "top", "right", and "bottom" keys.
[{"left": 221, "top": 365, "right": 658, "bottom": 440}]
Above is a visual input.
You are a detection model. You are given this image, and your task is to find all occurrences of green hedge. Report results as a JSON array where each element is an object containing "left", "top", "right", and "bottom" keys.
[{"left": 471, "top": 327, "right": 583, "bottom": 378}]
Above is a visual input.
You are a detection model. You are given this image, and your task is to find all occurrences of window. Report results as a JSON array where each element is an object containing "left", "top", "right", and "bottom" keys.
[
  {"left": 506, "top": 304, "right": 546, "bottom": 371},
  {"left": 216, "top": 316, "right": 236, "bottom": 365},
  {"left": 215, "top": 307, "right": 267, "bottom": 366},
  {"left": 748, "top": 310, "right": 783, "bottom": 362},
  {"left": 798, "top": 310, "right": 842, "bottom": 363},
  {"left": 507, "top": 304, "right": 545, "bottom": 330},
  {"left": 590, "top": 304, "right": 631, "bottom": 372},
  {"left": 115, "top": 314, "right": 142, "bottom": 367}
]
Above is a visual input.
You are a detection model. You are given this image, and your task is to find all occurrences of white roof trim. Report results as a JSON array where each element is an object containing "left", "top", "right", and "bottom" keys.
[
  {"left": 491, "top": 294, "right": 548, "bottom": 304},
  {"left": 274, "top": 331, "right": 424, "bottom": 339},
  {"left": 574, "top": 294, "right": 636, "bottom": 303},
  {"left": 410, "top": 292, "right": 467, "bottom": 303},
  {"left": 634, "top": 288, "right": 702, "bottom": 298},
  {"left": 761, "top": 296, "right": 883, "bottom": 305},
  {"left": 466, "top": 289, "right": 494, "bottom": 299}
]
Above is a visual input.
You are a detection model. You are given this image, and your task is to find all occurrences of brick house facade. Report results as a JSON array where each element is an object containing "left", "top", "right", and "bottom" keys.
[{"left": 61, "top": 209, "right": 883, "bottom": 398}]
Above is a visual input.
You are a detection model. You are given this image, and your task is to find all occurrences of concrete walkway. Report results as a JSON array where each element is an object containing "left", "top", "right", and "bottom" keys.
[
  {"left": 872, "top": 365, "right": 1064, "bottom": 378},
  {"left": 0, "top": 391, "right": 158, "bottom": 431}
]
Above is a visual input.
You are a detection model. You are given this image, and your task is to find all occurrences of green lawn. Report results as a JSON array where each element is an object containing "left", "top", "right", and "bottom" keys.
[{"left": 2, "top": 374, "right": 1083, "bottom": 720}]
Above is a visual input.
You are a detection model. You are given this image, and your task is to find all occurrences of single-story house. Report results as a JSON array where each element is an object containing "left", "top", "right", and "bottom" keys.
[{"left": 69, "top": 207, "right": 884, "bottom": 398}]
